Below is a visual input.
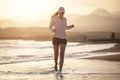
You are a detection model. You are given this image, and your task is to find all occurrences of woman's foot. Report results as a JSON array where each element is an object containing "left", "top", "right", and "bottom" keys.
[
  {"left": 55, "top": 71, "right": 63, "bottom": 77},
  {"left": 55, "top": 64, "right": 58, "bottom": 71},
  {"left": 59, "top": 71, "right": 63, "bottom": 77}
]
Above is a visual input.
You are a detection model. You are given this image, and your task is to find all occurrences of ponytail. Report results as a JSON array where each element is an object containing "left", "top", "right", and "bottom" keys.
[{"left": 51, "top": 11, "right": 58, "bottom": 18}]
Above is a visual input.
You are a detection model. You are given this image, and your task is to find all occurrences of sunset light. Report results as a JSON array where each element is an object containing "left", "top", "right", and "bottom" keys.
[
  {"left": 10, "top": 0, "right": 52, "bottom": 20},
  {"left": 0, "top": 1, "right": 120, "bottom": 79},
  {"left": 0, "top": 0, "right": 120, "bottom": 27}
]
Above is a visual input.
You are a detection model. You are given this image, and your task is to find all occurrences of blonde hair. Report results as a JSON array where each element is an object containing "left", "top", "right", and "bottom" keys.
[
  {"left": 51, "top": 7, "right": 65, "bottom": 18},
  {"left": 51, "top": 11, "right": 58, "bottom": 18}
]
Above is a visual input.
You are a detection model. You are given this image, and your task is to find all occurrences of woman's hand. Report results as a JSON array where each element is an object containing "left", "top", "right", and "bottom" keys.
[
  {"left": 53, "top": 29, "right": 56, "bottom": 32},
  {"left": 70, "top": 24, "right": 74, "bottom": 28},
  {"left": 66, "top": 24, "right": 74, "bottom": 30}
]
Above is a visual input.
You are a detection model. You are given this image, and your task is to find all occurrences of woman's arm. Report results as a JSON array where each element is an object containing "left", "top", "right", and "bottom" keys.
[
  {"left": 64, "top": 17, "right": 74, "bottom": 30},
  {"left": 49, "top": 17, "right": 56, "bottom": 32},
  {"left": 66, "top": 24, "right": 74, "bottom": 30}
]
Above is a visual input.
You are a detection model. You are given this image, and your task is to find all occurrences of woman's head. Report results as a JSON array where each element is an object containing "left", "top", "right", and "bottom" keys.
[
  {"left": 52, "top": 7, "right": 65, "bottom": 18},
  {"left": 58, "top": 7, "right": 65, "bottom": 17},
  {"left": 58, "top": 7, "right": 65, "bottom": 13}
]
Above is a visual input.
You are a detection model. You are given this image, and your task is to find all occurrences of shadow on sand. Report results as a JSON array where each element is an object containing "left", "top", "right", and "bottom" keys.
[{"left": 84, "top": 43, "right": 120, "bottom": 61}]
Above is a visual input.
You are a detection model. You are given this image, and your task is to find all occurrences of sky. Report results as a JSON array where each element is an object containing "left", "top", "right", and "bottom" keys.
[{"left": 0, "top": 0, "right": 120, "bottom": 27}]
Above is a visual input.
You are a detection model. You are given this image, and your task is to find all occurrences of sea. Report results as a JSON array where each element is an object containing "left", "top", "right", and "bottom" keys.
[{"left": 0, "top": 40, "right": 117, "bottom": 65}]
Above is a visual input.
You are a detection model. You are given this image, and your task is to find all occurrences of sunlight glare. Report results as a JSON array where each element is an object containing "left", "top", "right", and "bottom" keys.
[{"left": 12, "top": 0, "right": 51, "bottom": 21}]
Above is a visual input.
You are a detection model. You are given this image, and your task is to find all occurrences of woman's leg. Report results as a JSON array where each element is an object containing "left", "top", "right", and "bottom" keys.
[
  {"left": 53, "top": 45, "right": 59, "bottom": 71},
  {"left": 59, "top": 44, "right": 66, "bottom": 71}
]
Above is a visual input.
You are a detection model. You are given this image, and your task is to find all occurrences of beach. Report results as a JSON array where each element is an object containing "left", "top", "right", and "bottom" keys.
[
  {"left": 0, "top": 40, "right": 120, "bottom": 80},
  {"left": 0, "top": 57, "right": 120, "bottom": 80}
]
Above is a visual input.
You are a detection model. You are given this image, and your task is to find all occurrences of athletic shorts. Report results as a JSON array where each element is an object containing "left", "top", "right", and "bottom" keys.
[{"left": 52, "top": 37, "right": 67, "bottom": 45}]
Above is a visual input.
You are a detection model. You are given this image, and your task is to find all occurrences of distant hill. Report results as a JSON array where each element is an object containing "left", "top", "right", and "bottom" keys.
[
  {"left": 92, "top": 8, "right": 112, "bottom": 16},
  {"left": 0, "top": 8, "right": 120, "bottom": 32},
  {"left": 66, "top": 8, "right": 120, "bottom": 32},
  {"left": 112, "top": 11, "right": 120, "bottom": 16}
]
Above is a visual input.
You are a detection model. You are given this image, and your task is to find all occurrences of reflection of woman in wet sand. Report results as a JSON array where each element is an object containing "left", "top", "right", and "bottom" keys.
[{"left": 49, "top": 7, "right": 74, "bottom": 76}]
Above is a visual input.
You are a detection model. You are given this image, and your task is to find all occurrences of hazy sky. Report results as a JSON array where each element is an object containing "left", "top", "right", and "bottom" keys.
[
  {"left": 0, "top": 0, "right": 120, "bottom": 27},
  {"left": 0, "top": 0, "right": 120, "bottom": 17}
]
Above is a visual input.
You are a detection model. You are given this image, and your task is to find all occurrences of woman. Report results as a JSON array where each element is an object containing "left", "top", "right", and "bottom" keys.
[{"left": 49, "top": 7, "right": 74, "bottom": 75}]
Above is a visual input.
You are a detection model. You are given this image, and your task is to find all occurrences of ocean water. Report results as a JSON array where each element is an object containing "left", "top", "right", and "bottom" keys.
[{"left": 0, "top": 40, "right": 117, "bottom": 65}]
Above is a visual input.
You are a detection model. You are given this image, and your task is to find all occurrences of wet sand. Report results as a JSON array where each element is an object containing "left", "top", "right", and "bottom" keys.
[
  {"left": 0, "top": 54, "right": 120, "bottom": 80},
  {"left": 0, "top": 42, "right": 120, "bottom": 80}
]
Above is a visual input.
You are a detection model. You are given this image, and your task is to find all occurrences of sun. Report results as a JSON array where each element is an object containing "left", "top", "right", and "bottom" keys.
[{"left": 12, "top": 0, "right": 49, "bottom": 21}]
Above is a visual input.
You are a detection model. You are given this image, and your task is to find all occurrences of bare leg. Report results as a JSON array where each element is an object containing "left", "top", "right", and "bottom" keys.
[
  {"left": 59, "top": 44, "right": 66, "bottom": 71},
  {"left": 53, "top": 45, "right": 59, "bottom": 71}
]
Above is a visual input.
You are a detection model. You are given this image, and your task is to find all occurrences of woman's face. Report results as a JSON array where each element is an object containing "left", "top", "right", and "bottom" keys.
[{"left": 59, "top": 12, "right": 64, "bottom": 17}]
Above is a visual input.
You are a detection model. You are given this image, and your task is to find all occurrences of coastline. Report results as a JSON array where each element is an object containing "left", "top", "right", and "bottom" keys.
[
  {"left": 0, "top": 53, "right": 120, "bottom": 80},
  {"left": 81, "top": 43, "right": 120, "bottom": 61},
  {"left": 0, "top": 40, "right": 120, "bottom": 80}
]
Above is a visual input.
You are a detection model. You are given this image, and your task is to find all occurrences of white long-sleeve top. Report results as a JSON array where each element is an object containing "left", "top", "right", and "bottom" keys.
[{"left": 49, "top": 16, "right": 73, "bottom": 39}]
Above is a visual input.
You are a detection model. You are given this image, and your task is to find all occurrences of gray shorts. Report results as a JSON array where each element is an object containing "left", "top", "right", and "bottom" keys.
[{"left": 52, "top": 37, "right": 67, "bottom": 45}]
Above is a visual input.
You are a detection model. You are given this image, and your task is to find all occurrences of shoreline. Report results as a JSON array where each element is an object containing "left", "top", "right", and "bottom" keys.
[
  {"left": 0, "top": 56, "right": 120, "bottom": 80},
  {"left": 0, "top": 40, "right": 120, "bottom": 80},
  {"left": 81, "top": 53, "right": 120, "bottom": 61}
]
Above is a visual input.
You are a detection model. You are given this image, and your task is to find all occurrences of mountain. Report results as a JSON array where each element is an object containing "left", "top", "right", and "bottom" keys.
[
  {"left": 92, "top": 8, "right": 112, "bottom": 16},
  {"left": 0, "top": 8, "right": 120, "bottom": 32},
  {"left": 112, "top": 11, "right": 120, "bottom": 16},
  {"left": 66, "top": 9, "right": 120, "bottom": 32}
]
